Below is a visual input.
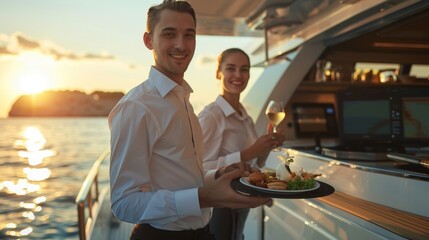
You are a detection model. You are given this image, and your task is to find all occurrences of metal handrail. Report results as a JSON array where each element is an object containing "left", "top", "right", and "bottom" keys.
[{"left": 75, "top": 148, "right": 110, "bottom": 240}]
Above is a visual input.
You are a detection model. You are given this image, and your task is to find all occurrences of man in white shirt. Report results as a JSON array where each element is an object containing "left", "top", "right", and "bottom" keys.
[{"left": 108, "top": 1, "right": 271, "bottom": 240}]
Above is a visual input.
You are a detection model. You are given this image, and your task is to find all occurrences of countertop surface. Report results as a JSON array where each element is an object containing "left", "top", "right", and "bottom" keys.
[{"left": 290, "top": 147, "right": 429, "bottom": 181}]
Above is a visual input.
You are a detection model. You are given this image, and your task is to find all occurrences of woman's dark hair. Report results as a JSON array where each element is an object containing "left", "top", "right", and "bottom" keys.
[
  {"left": 216, "top": 48, "right": 250, "bottom": 79},
  {"left": 147, "top": 0, "right": 196, "bottom": 34}
]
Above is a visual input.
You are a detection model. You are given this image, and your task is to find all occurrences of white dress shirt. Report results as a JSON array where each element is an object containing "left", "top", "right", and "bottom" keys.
[
  {"left": 108, "top": 66, "right": 211, "bottom": 230},
  {"left": 198, "top": 95, "right": 263, "bottom": 171}
]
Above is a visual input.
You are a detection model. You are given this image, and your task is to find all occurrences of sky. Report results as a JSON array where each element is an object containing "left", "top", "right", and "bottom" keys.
[{"left": 0, "top": 0, "right": 264, "bottom": 118}]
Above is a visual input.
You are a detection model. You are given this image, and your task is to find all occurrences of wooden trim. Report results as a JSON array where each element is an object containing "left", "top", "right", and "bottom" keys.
[{"left": 319, "top": 191, "right": 429, "bottom": 240}]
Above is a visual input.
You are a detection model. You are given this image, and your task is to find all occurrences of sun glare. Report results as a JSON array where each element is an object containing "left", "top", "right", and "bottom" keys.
[
  {"left": 17, "top": 73, "right": 51, "bottom": 94},
  {"left": 15, "top": 52, "right": 55, "bottom": 95}
]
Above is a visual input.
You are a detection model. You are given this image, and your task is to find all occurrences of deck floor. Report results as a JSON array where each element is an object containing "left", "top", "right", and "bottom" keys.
[
  {"left": 106, "top": 218, "right": 134, "bottom": 240},
  {"left": 89, "top": 189, "right": 134, "bottom": 240}
]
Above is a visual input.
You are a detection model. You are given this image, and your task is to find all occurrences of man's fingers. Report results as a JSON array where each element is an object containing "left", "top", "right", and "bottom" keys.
[{"left": 222, "top": 169, "right": 245, "bottom": 180}]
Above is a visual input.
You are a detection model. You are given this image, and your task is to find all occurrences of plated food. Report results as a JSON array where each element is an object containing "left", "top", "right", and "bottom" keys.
[
  {"left": 234, "top": 153, "right": 326, "bottom": 196},
  {"left": 248, "top": 169, "right": 321, "bottom": 191}
]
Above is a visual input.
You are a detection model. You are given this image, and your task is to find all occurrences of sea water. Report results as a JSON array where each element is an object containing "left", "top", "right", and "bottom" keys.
[{"left": 0, "top": 117, "right": 110, "bottom": 240}]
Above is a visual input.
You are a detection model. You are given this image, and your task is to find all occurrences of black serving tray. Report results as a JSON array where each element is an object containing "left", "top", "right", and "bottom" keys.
[{"left": 231, "top": 178, "right": 335, "bottom": 199}]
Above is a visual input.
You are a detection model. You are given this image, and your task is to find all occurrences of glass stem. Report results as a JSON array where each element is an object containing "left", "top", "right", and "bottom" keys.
[{"left": 272, "top": 126, "right": 281, "bottom": 151}]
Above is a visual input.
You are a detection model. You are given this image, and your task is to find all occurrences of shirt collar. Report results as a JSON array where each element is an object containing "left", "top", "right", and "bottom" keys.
[
  {"left": 215, "top": 95, "right": 246, "bottom": 117},
  {"left": 149, "top": 66, "right": 193, "bottom": 98}
]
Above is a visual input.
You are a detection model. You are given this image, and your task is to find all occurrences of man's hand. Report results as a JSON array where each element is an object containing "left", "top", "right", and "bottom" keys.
[{"left": 199, "top": 169, "right": 271, "bottom": 209}]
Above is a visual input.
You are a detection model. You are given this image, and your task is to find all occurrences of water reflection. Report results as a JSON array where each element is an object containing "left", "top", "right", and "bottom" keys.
[
  {"left": 4, "top": 227, "right": 33, "bottom": 237},
  {"left": 19, "top": 150, "right": 56, "bottom": 166},
  {"left": 0, "top": 179, "right": 40, "bottom": 195},
  {"left": 0, "top": 125, "right": 55, "bottom": 238},
  {"left": 20, "top": 202, "right": 36, "bottom": 209},
  {"left": 23, "top": 167, "right": 51, "bottom": 181},
  {"left": 13, "top": 127, "right": 47, "bottom": 151},
  {"left": 34, "top": 196, "right": 47, "bottom": 204},
  {"left": 23, "top": 211, "right": 36, "bottom": 220},
  {"left": 1, "top": 118, "right": 110, "bottom": 239},
  {"left": 14, "top": 127, "right": 56, "bottom": 166}
]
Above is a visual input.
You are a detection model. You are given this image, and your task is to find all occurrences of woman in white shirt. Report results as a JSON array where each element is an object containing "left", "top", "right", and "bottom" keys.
[{"left": 198, "top": 48, "right": 284, "bottom": 240}]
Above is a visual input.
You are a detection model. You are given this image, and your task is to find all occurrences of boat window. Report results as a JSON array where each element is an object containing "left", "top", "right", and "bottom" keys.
[
  {"left": 402, "top": 96, "right": 429, "bottom": 141},
  {"left": 292, "top": 103, "right": 337, "bottom": 139},
  {"left": 410, "top": 64, "right": 429, "bottom": 79}
]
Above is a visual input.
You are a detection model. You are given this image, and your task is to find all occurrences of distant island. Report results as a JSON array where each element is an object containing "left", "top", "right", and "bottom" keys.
[{"left": 9, "top": 90, "right": 124, "bottom": 117}]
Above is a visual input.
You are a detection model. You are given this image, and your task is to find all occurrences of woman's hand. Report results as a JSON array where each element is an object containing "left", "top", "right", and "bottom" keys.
[
  {"left": 239, "top": 123, "right": 286, "bottom": 169},
  {"left": 267, "top": 123, "right": 285, "bottom": 145},
  {"left": 241, "top": 131, "right": 284, "bottom": 165}
]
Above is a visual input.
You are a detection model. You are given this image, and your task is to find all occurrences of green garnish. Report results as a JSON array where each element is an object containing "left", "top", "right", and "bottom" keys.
[{"left": 287, "top": 178, "right": 316, "bottom": 190}]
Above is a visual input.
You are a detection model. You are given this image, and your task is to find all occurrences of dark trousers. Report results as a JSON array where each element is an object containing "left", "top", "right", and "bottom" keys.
[
  {"left": 209, "top": 208, "right": 249, "bottom": 240},
  {"left": 129, "top": 223, "right": 215, "bottom": 240}
]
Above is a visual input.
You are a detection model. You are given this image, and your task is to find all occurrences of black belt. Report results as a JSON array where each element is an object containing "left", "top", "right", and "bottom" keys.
[{"left": 130, "top": 223, "right": 215, "bottom": 240}]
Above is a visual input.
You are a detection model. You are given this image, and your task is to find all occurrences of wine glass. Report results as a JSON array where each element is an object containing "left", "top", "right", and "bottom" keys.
[{"left": 265, "top": 100, "right": 285, "bottom": 151}]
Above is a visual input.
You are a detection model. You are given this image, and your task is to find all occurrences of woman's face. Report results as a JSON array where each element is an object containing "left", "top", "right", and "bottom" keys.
[{"left": 218, "top": 52, "right": 250, "bottom": 96}]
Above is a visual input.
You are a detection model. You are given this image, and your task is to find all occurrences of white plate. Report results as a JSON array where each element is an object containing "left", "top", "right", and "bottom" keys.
[{"left": 239, "top": 177, "right": 320, "bottom": 194}]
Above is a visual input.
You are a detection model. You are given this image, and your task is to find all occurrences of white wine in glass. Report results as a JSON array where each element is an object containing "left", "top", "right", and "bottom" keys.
[{"left": 265, "top": 100, "right": 285, "bottom": 151}]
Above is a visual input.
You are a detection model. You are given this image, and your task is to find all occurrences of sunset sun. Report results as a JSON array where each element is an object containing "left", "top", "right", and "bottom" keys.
[
  {"left": 15, "top": 52, "right": 55, "bottom": 95},
  {"left": 17, "top": 73, "right": 51, "bottom": 94}
]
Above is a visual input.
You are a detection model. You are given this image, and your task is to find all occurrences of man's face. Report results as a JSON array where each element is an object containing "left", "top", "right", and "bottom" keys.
[{"left": 145, "top": 10, "right": 196, "bottom": 83}]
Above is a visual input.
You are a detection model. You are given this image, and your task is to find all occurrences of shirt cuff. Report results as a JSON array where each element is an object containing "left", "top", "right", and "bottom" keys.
[{"left": 175, "top": 188, "right": 201, "bottom": 217}]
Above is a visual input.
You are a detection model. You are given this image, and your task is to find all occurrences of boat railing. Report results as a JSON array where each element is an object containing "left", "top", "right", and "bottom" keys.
[{"left": 75, "top": 148, "right": 110, "bottom": 240}]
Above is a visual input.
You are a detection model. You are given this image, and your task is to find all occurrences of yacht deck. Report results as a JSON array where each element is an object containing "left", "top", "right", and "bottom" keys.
[{"left": 89, "top": 189, "right": 133, "bottom": 240}]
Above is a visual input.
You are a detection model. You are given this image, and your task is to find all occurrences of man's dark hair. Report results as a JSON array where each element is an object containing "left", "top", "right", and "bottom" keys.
[{"left": 147, "top": 0, "right": 196, "bottom": 34}]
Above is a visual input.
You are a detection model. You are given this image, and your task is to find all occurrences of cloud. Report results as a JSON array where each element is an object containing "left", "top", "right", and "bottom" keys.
[
  {"left": 15, "top": 34, "right": 40, "bottom": 49},
  {"left": 0, "top": 45, "right": 14, "bottom": 55},
  {"left": 0, "top": 32, "right": 115, "bottom": 61}
]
